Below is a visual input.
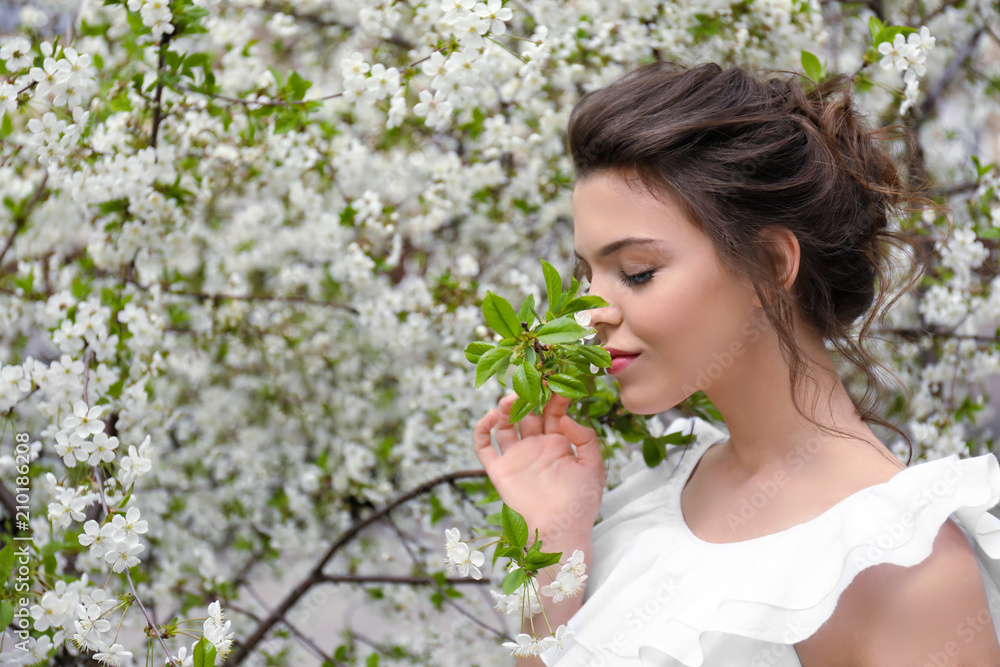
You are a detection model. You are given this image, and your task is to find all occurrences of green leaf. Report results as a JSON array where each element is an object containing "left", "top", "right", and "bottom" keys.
[
  {"left": 482, "top": 292, "right": 522, "bottom": 340},
  {"left": 513, "top": 360, "right": 542, "bottom": 406},
  {"left": 972, "top": 155, "right": 996, "bottom": 179},
  {"left": 501, "top": 504, "right": 529, "bottom": 550},
  {"left": 642, "top": 438, "right": 666, "bottom": 467},
  {"left": 464, "top": 341, "right": 495, "bottom": 364},
  {"left": 574, "top": 344, "right": 612, "bottom": 368},
  {"left": 193, "top": 637, "right": 217, "bottom": 667},
  {"left": 10, "top": 268, "right": 31, "bottom": 293},
  {"left": 868, "top": 16, "right": 884, "bottom": 44},
  {"left": 475, "top": 346, "right": 511, "bottom": 388},
  {"left": 0, "top": 114, "right": 12, "bottom": 140},
  {"left": 0, "top": 540, "right": 12, "bottom": 584},
  {"left": 524, "top": 550, "right": 562, "bottom": 570},
  {"left": 494, "top": 353, "right": 511, "bottom": 388},
  {"left": 873, "top": 25, "right": 916, "bottom": 46},
  {"left": 288, "top": 71, "right": 313, "bottom": 101},
  {"left": 428, "top": 493, "right": 446, "bottom": 525},
  {"left": 541, "top": 258, "right": 562, "bottom": 312},
  {"left": 661, "top": 430, "right": 697, "bottom": 446},
  {"left": 497, "top": 545, "right": 523, "bottom": 560},
  {"left": 535, "top": 316, "right": 589, "bottom": 344},
  {"left": 0, "top": 601, "right": 12, "bottom": 631},
  {"left": 546, "top": 373, "right": 588, "bottom": 399},
  {"left": 508, "top": 395, "right": 534, "bottom": 423},
  {"left": 517, "top": 293, "right": 536, "bottom": 327},
  {"left": 502, "top": 567, "right": 526, "bottom": 595},
  {"left": 366, "top": 653, "right": 380, "bottom": 667},
  {"left": 800, "top": 51, "right": 823, "bottom": 82},
  {"left": 560, "top": 295, "right": 607, "bottom": 316}
]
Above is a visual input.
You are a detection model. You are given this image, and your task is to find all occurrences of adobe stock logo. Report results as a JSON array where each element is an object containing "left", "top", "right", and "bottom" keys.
[{"left": 723, "top": 433, "right": 825, "bottom": 534}]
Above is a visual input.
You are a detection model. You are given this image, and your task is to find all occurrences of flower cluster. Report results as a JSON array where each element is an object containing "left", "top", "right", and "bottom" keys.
[
  {"left": 492, "top": 550, "right": 586, "bottom": 656},
  {"left": 78, "top": 507, "right": 149, "bottom": 573},
  {"left": 877, "top": 26, "right": 936, "bottom": 114},
  {"left": 539, "top": 549, "right": 588, "bottom": 603},
  {"left": 445, "top": 522, "right": 587, "bottom": 658},
  {"left": 203, "top": 601, "right": 235, "bottom": 659},
  {"left": 502, "top": 624, "right": 575, "bottom": 658},
  {"left": 444, "top": 526, "right": 486, "bottom": 579},
  {"left": 126, "top": 0, "right": 174, "bottom": 40}
]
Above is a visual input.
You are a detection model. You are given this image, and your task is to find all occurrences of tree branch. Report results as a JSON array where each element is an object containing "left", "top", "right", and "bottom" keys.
[
  {"left": 385, "top": 517, "right": 507, "bottom": 639},
  {"left": 150, "top": 33, "right": 172, "bottom": 149},
  {"left": 257, "top": 1, "right": 417, "bottom": 51},
  {"left": 874, "top": 327, "right": 999, "bottom": 344},
  {"left": 914, "top": 26, "right": 985, "bottom": 127},
  {"left": 127, "top": 278, "right": 361, "bottom": 315},
  {"left": 315, "top": 573, "right": 493, "bottom": 586},
  {"left": 240, "top": 583, "right": 339, "bottom": 665},
  {"left": 225, "top": 469, "right": 487, "bottom": 665}
]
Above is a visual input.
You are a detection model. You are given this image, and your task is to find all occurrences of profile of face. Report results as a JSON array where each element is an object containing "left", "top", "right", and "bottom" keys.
[{"left": 572, "top": 171, "right": 765, "bottom": 415}]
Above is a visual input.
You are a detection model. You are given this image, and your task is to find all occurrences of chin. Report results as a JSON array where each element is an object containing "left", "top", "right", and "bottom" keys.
[{"left": 617, "top": 385, "right": 678, "bottom": 416}]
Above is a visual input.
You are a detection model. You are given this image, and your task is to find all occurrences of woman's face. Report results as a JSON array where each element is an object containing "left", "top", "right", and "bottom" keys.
[{"left": 572, "top": 172, "right": 763, "bottom": 415}]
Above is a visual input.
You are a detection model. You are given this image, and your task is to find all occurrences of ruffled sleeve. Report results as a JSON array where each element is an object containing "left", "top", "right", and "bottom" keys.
[{"left": 541, "top": 421, "right": 1000, "bottom": 667}]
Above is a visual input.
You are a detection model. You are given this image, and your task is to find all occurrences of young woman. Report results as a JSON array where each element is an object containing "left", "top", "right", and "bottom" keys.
[{"left": 473, "top": 62, "right": 1000, "bottom": 666}]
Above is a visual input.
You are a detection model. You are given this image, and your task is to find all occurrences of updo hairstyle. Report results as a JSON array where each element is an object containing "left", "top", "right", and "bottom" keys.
[{"left": 567, "top": 62, "right": 929, "bottom": 462}]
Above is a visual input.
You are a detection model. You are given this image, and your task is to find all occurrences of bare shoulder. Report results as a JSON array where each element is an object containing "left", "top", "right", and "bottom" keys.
[{"left": 795, "top": 516, "right": 1000, "bottom": 666}]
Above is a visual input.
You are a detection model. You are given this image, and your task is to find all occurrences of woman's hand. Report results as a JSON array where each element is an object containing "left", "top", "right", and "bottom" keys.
[{"left": 473, "top": 392, "right": 606, "bottom": 542}]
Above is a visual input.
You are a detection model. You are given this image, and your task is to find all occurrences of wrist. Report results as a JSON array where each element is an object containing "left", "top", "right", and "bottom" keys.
[{"left": 536, "top": 523, "right": 594, "bottom": 547}]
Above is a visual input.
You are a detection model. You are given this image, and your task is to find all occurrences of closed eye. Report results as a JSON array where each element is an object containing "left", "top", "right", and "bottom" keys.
[{"left": 620, "top": 269, "right": 654, "bottom": 287}]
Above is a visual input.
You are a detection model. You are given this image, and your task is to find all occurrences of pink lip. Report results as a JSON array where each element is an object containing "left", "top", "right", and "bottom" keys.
[{"left": 609, "top": 353, "right": 639, "bottom": 375}]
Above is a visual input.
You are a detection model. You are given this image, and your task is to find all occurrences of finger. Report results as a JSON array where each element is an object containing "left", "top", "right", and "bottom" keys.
[
  {"left": 560, "top": 415, "right": 603, "bottom": 471},
  {"left": 473, "top": 410, "right": 501, "bottom": 468},
  {"left": 494, "top": 394, "right": 520, "bottom": 453},
  {"left": 543, "top": 393, "right": 572, "bottom": 434},
  {"left": 517, "top": 408, "right": 544, "bottom": 438}
]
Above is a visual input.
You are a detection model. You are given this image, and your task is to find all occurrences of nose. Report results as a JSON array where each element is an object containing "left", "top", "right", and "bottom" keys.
[
  {"left": 585, "top": 302, "right": 623, "bottom": 328},
  {"left": 579, "top": 277, "right": 622, "bottom": 330}
]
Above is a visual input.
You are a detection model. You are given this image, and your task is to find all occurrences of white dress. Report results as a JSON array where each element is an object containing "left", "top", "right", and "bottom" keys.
[{"left": 539, "top": 415, "right": 1000, "bottom": 666}]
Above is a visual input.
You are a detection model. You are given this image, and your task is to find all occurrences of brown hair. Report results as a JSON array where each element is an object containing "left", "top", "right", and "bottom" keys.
[{"left": 567, "top": 61, "right": 929, "bottom": 465}]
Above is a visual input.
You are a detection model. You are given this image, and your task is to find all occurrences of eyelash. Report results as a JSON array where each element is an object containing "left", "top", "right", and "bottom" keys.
[
  {"left": 574, "top": 259, "right": 655, "bottom": 289},
  {"left": 620, "top": 269, "right": 654, "bottom": 287}
]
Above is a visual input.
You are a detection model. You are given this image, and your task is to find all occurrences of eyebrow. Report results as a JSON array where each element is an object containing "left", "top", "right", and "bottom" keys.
[{"left": 574, "top": 236, "right": 666, "bottom": 261}]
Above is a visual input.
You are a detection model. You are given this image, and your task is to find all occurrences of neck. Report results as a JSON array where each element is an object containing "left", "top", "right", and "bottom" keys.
[{"left": 704, "top": 312, "right": 879, "bottom": 480}]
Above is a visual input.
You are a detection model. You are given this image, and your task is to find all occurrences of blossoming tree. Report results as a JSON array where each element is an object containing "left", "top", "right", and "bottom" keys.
[{"left": 0, "top": 0, "right": 997, "bottom": 664}]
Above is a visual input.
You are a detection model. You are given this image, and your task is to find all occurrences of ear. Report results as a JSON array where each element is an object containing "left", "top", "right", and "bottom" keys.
[{"left": 750, "top": 226, "right": 801, "bottom": 308}]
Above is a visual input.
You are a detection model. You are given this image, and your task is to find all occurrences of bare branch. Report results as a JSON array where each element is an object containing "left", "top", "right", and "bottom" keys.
[
  {"left": 257, "top": 1, "right": 417, "bottom": 50},
  {"left": 226, "top": 469, "right": 487, "bottom": 665},
  {"left": 874, "top": 327, "right": 999, "bottom": 344},
  {"left": 914, "top": 26, "right": 985, "bottom": 127},
  {"left": 316, "top": 573, "right": 493, "bottom": 586},
  {"left": 127, "top": 278, "right": 360, "bottom": 315},
  {"left": 385, "top": 517, "right": 508, "bottom": 639},
  {"left": 241, "top": 583, "right": 340, "bottom": 665}
]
